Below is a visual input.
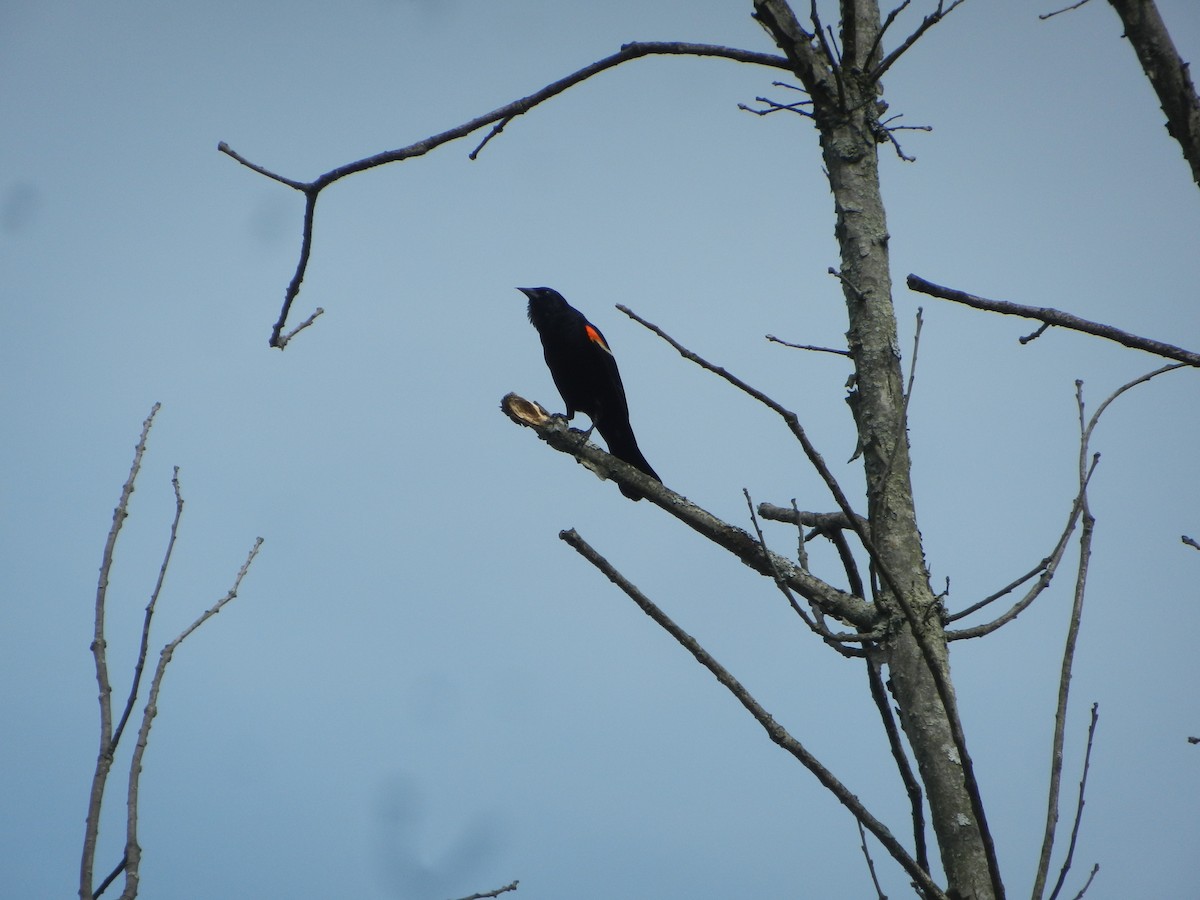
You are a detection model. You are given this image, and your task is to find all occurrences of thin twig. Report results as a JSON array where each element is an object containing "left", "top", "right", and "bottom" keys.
[
  {"left": 947, "top": 471, "right": 1092, "bottom": 639},
  {"left": 1020, "top": 322, "right": 1053, "bottom": 345},
  {"left": 790, "top": 498, "right": 811, "bottom": 571},
  {"left": 757, "top": 504, "right": 868, "bottom": 598},
  {"left": 947, "top": 556, "right": 1056, "bottom": 624},
  {"left": 1030, "top": 382, "right": 1097, "bottom": 900},
  {"left": 111, "top": 467, "right": 184, "bottom": 750},
  {"left": 278, "top": 307, "right": 325, "bottom": 347},
  {"left": 739, "top": 96, "right": 817, "bottom": 118},
  {"left": 1032, "top": 368, "right": 1176, "bottom": 899},
  {"left": 743, "top": 490, "right": 869, "bottom": 656},
  {"left": 559, "top": 529, "right": 948, "bottom": 900},
  {"left": 881, "top": 308, "right": 924, "bottom": 490},
  {"left": 90, "top": 855, "right": 127, "bottom": 899},
  {"left": 766, "top": 334, "right": 852, "bottom": 356},
  {"left": 857, "top": 819, "right": 889, "bottom": 900},
  {"left": 866, "top": 654, "right": 929, "bottom": 876},
  {"left": 469, "top": 115, "right": 514, "bottom": 159},
  {"left": 1069, "top": 864, "right": 1100, "bottom": 900},
  {"left": 121, "top": 537, "right": 264, "bottom": 897},
  {"left": 870, "top": 0, "right": 970, "bottom": 83},
  {"left": 865, "top": 0, "right": 914, "bottom": 70},
  {"left": 1039, "top": 0, "right": 1093, "bottom": 19},
  {"left": 906, "top": 275, "right": 1200, "bottom": 366},
  {"left": 1047, "top": 704, "right": 1100, "bottom": 900},
  {"left": 80, "top": 403, "right": 160, "bottom": 900},
  {"left": 451, "top": 880, "right": 520, "bottom": 900}
]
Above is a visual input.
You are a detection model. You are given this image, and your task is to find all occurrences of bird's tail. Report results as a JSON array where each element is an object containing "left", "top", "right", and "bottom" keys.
[{"left": 596, "top": 420, "right": 660, "bottom": 501}]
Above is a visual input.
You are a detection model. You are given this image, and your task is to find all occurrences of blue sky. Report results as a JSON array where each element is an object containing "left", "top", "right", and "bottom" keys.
[{"left": 2, "top": 1, "right": 1198, "bottom": 898}]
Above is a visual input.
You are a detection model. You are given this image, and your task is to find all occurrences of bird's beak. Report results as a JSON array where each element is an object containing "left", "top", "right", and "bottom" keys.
[{"left": 516, "top": 287, "right": 533, "bottom": 298}]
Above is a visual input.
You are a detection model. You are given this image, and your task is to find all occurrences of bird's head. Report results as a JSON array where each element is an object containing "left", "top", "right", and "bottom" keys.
[{"left": 518, "top": 286, "right": 568, "bottom": 326}]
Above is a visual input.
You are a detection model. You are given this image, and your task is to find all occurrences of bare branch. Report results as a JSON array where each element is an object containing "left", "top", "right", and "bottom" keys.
[
  {"left": 743, "top": 490, "right": 870, "bottom": 656},
  {"left": 766, "top": 333, "right": 852, "bottom": 356},
  {"left": 559, "top": 529, "right": 948, "bottom": 900},
  {"left": 947, "top": 472, "right": 1092, "bottom": 638},
  {"left": 866, "top": 654, "right": 930, "bottom": 875},
  {"left": 80, "top": 403, "right": 160, "bottom": 900},
  {"left": 91, "top": 856, "right": 127, "bottom": 899},
  {"left": 739, "top": 94, "right": 816, "bottom": 118},
  {"left": 757, "top": 504, "right": 869, "bottom": 532},
  {"left": 451, "top": 880, "right": 520, "bottom": 900},
  {"left": 866, "top": 0, "right": 915, "bottom": 68},
  {"left": 1031, "top": 384, "right": 1097, "bottom": 900},
  {"left": 469, "top": 115, "right": 514, "bottom": 160},
  {"left": 1039, "top": 0, "right": 1094, "bottom": 21},
  {"left": 500, "top": 393, "right": 875, "bottom": 628},
  {"left": 757, "top": 504, "right": 867, "bottom": 598},
  {"left": 1069, "top": 864, "right": 1100, "bottom": 900},
  {"left": 278, "top": 307, "right": 325, "bottom": 348},
  {"left": 1105, "top": 0, "right": 1200, "bottom": 189},
  {"left": 870, "top": 0, "right": 971, "bottom": 83},
  {"left": 111, "top": 467, "right": 184, "bottom": 751},
  {"left": 121, "top": 537, "right": 264, "bottom": 897},
  {"left": 219, "top": 43, "right": 789, "bottom": 347},
  {"left": 1046, "top": 704, "right": 1100, "bottom": 900},
  {"left": 857, "top": 819, "right": 888, "bottom": 900},
  {"left": 906, "top": 275, "right": 1200, "bottom": 366}
]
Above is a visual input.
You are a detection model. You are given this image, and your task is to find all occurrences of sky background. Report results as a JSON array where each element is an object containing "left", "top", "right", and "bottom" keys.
[{"left": 2, "top": 1, "right": 1198, "bottom": 898}]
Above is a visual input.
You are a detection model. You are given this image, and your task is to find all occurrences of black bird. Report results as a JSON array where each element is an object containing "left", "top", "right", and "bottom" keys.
[{"left": 519, "top": 286, "right": 660, "bottom": 500}]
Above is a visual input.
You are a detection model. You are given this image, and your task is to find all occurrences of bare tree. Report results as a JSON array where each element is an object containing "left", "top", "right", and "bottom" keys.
[{"left": 218, "top": 2, "right": 1195, "bottom": 898}]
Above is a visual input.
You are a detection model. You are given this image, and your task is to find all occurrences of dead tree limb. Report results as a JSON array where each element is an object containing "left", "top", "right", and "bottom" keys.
[
  {"left": 906, "top": 275, "right": 1200, "bottom": 366},
  {"left": 219, "top": 42, "right": 789, "bottom": 348}
]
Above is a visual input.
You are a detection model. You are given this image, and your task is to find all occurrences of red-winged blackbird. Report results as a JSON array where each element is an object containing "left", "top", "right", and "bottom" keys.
[{"left": 519, "top": 286, "right": 661, "bottom": 500}]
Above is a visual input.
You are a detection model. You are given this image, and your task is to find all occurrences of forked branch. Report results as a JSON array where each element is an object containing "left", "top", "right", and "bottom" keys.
[{"left": 219, "top": 42, "right": 789, "bottom": 348}]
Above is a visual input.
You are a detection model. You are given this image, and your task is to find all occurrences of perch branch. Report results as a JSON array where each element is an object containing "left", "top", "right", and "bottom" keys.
[{"left": 500, "top": 393, "right": 875, "bottom": 628}]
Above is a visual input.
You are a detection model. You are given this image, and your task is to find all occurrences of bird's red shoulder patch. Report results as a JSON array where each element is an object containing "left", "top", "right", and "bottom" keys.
[{"left": 585, "top": 324, "right": 612, "bottom": 354}]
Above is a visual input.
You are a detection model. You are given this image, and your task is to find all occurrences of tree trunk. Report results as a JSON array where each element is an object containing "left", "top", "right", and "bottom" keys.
[{"left": 755, "top": 1, "right": 999, "bottom": 896}]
